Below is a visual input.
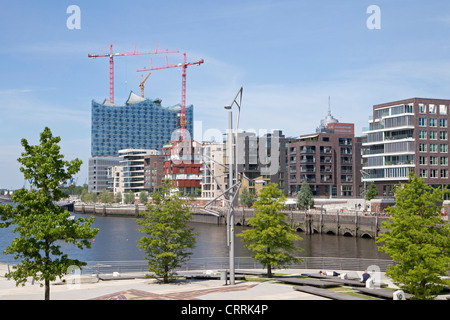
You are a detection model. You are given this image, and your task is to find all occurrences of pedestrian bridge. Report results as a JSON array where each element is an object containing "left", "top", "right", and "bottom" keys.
[{"left": 0, "top": 195, "right": 11, "bottom": 202}]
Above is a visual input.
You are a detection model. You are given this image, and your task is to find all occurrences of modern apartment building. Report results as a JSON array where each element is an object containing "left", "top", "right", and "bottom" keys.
[
  {"left": 108, "top": 165, "right": 124, "bottom": 195},
  {"left": 91, "top": 91, "right": 194, "bottom": 157},
  {"left": 88, "top": 156, "right": 121, "bottom": 193},
  {"left": 143, "top": 154, "right": 165, "bottom": 194},
  {"left": 201, "top": 142, "right": 226, "bottom": 200},
  {"left": 225, "top": 130, "right": 290, "bottom": 195},
  {"left": 287, "top": 107, "right": 364, "bottom": 198},
  {"left": 288, "top": 130, "right": 363, "bottom": 198},
  {"left": 119, "top": 149, "right": 158, "bottom": 194},
  {"left": 362, "top": 98, "right": 450, "bottom": 196}
]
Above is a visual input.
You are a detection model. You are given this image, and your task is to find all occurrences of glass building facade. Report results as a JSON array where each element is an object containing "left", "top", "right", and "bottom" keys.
[{"left": 91, "top": 92, "right": 194, "bottom": 157}]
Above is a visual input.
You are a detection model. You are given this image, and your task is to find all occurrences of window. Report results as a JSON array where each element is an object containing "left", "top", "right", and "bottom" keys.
[
  {"left": 440, "top": 144, "right": 448, "bottom": 153},
  {"left": 429, "top": 104, "right": 436, "bottom": 114},
  {"left": 430, "top": 169, "right": 438, "bottom": 178},
  {"left": 440, "top": 118, "right": 448, "bottom": 128},
  {"left": 419, "top": 130, "right": 427, "bottom": 139},
  {"left": 419, "top": 104, "right": 426, "bottom": 114},
  {"left": 440, "top": 105, "right": 448, "bottom": 115},
  {"left": 341, "top": 185, "right": 353, "bottom": 197},
  {"left": 419, "top": 156, "right": 427, "bottom": 165},
  {"left": 441, "top": 156, "right": 448, "bottom": 166},
  {"left": 339, "top": 138, "right": 352, "bottom": 146},
  {"left": 419, "top": 118, "right": 427, "bottom": 127},
  {"left": 440, "top": 131, "right": 448, "bottom": 140},
  {"left": 441, "top": 169, "right": 448, "bottom": 178},
  {"left": 430, "top": 131, "right": 437, "bottom": 140},
  {"left": 419, "top": 143, "right": 427, "bottom": 152},
  {"left": 430, "top": 144, "right": 437, "bottom": 153},
  {"left": 430, "top": 118, "right": 437, "bottom": 127},
  {"left": 430, "top": 156, "right": 438, "bottom": 165},
  {"left": 420, "top": 169, "right": 427, "bottom": 178}
]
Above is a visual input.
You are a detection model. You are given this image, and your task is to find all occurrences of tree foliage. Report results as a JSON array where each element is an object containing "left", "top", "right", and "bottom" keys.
[
  {"left": 365, "top": 184, "right": 378, "bottom": 201},
  {"left": 0, "top": 127, "right": 98, "bottom": 300},
  {"left": 297, "top": 181, "right": 314, "bottom": 210},
  {"left": 100, "top": 189, "right": 114, "bottom": 204},
  {"left": 124, "top": 191, "right": 135, "bottom": 204},
  {"left": 136, "top": 179, "right": 197, "bottom": 283},
  {"left": 239, "top": 186, "right": 257, "bottom": 208},
  {"left": 376, "top": 173, "right": 450, "bottom": 300},
  {"left": 139, "top": 191, "right": 149, "bottom": 204},
  {"left": 238, "top": 183, "right": 302, "bottom": 277}
]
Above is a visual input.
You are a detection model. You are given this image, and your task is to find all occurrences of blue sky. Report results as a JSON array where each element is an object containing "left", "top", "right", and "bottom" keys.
[{"left": 2, "top": 0, "right": 450, "bottom": 189}]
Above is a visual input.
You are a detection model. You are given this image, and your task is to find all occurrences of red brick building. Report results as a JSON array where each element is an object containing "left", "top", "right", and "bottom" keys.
[{"left": 161, "top": 140, "right": 203, "bottom": 195}]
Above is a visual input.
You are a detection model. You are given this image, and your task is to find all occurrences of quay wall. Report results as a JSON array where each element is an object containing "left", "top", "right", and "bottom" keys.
[{"left": 73, "top": 204, "right": 403, "bottom": 239}]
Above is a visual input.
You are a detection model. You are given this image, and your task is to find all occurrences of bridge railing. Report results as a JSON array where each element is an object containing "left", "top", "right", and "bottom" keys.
[{"left": 78, "top": 256, "right": 394, "bottom": 275}]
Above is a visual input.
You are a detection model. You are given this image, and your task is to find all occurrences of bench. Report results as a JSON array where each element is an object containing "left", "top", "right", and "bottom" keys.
[
  {"left": 279, "top": 277, "right": 340, "bottom": 288},
  {"left": 293, "top": 286, "right": 367, "bottom": 300},
  {"left": 352, "top": 287, "right": 411, "bottom": 300},
  {"left": 183, "top": 274, "right": 246, "bottom": 280},
  {"left": 235, "top": 269, "right": 268, "bottom": 276},
  {"left": 301, "top": 273, "right": 367, "bottom": 287}
]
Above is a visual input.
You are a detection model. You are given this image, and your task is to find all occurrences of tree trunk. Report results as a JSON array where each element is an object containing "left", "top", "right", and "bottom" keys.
[
  {"left": 45, "top": 279, "right": 50, "bottom": 300},
  {"left": 45, "top": 245, "right": 50, "bottom": 300},
  {"left": 266, "top": 247, "right": 272, "bottom": 278}
]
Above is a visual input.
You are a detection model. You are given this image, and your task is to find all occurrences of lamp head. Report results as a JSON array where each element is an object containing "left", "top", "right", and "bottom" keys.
[{"left": 224, "top": 105, "right": 232, "bottom": 110}]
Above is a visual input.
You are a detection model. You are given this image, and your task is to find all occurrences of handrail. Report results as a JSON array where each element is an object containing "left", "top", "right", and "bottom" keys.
[{"left": 79, "top": 256, "right": 394, "bottom": 275}]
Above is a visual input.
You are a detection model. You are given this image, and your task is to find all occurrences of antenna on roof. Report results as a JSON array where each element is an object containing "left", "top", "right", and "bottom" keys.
[{"left": 328, "top": 96, "right": 331, "bottom": 115}]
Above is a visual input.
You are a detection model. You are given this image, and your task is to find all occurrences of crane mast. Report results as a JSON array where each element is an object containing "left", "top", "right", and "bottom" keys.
[
  {"left": 88, "top": 43, "right": 178, "bottom": 103},
  {"left": 137, "top": 52, "right": 204, "bottom": 140}
]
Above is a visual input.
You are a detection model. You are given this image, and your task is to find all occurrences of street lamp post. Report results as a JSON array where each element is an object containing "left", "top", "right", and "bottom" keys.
[
  {"left": 224, "top": 87, "right": 242, "bottom": 285},
  {"left": 225, "top": 107, "right": 235, "bottom": 285},
  {"left": 200, "top": 87, "right": 243, "bottom": 286}
]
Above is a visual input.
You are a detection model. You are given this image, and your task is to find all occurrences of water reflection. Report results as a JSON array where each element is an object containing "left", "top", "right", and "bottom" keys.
[{"left": 0, "top": 213, "right": 390, "bottom": 264}]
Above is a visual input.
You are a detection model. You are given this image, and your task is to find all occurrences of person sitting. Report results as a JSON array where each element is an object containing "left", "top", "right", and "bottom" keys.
[
  {"left": 361, "top": 270, "right": 370, "bottom": 283},
  {"left": 319, "top": 270, "right": 340, "bottom": 276}
]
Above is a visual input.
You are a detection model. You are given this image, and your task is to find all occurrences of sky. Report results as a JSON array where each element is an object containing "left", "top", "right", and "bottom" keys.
[{"left": 2, "top": 0, "right": 450, "bottom": 189}]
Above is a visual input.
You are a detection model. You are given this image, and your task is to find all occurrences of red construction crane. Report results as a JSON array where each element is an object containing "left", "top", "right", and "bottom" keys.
[
  {"left": 88, "top": 43, "right": 178, "bottom": 104},
  {"left": 137, "top": 52, "right": 204, "bottom": 140}
]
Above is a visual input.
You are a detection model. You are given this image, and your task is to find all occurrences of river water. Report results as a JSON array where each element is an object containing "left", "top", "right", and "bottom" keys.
[{"left": 0, "top": 211, "right": 390, "bottom": 264}]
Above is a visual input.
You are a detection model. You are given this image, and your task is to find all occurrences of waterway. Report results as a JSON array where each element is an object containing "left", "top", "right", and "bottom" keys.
[{"left": 0, "top": 211, "right": 390, "bottom": 265}]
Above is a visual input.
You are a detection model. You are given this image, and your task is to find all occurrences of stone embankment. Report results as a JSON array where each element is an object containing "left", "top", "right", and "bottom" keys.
[{"left": 73, "top": 203, "right": 421, "bottom": 238}]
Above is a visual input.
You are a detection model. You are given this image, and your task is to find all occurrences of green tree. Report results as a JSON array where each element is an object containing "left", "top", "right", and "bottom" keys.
[
  {"left": 100, "top": 189, "right": 114, "bottom": 204},
  {"left": 376, "top": 173, "right": 450, "bottom": 300},
  {"left": 114, "top": 191, "right": 123, "bottom": 203},
  {"left": 139, "top": 191, "right": 149, "bottom": 204},
  {"left": 238, "top": 183, "right": 302, "bottom": 277},
  {"left": 0, "top": 127, "right": 98, "bottom": 300},
  {"left": 297, "top": 181, "right": 314, "bottom": 210},
  {"left": 365, "top": 184, "right": 378, "bottom": 201},
  {"left": 239, "top": 186, "right": 257, "bottom": 208},
  {"left": 136, "top": 179, "right": 197, "bottom": 283},
  {"left": 124, "top": 191, "right": 135, "bottom": 204},
  {"left": 80, "top": 190, "right": 96, "bottom": 203}
]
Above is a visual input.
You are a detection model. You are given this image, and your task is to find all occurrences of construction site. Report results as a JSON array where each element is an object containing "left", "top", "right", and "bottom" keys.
[{"left": 87, "top": 43, "right": 205, "bottom": 194}]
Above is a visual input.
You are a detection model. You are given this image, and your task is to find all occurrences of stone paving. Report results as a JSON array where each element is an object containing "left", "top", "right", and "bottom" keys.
[{"left": 91, "top": 283, "right": 258, "bottom": 300}]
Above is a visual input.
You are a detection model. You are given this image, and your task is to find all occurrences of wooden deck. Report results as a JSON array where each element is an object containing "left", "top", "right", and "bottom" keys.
[
  {"left": 352, "top": 287, "right": 411, "bottom": 300},
  {"left": 293, "top": 286, "right": 367, "bottom": 300},
  {"left": 279, "top": 277, "right": 341, "bottom": 288}
]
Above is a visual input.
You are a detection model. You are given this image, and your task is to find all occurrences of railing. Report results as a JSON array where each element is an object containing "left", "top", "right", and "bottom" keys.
[{"left": 78, "top": 257, "right": 395, "bottom": 275}]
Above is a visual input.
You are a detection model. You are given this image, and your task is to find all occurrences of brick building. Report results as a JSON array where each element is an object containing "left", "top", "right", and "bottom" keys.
[{"left": 161, "top": 140, "right": 203, "bottom": 195}]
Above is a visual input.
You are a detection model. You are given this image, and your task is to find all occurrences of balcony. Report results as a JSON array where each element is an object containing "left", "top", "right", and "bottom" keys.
[
  {"left": 300, "top": 146, "right": 316, "bottom": 154},
  {"left": 300, "top": 156, "right": 316, "bottom": 163},
  {"left": 301, "top": 174, "right": 316, "bottom": 183}
]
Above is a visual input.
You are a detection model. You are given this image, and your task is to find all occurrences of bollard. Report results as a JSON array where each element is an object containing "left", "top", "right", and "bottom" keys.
[
  {"left": 393, "top": 290, "right": 405, "bottom": 300},
  {"left": 365, "top": 278, "right": 375, "bottom": 289},
  {"left": 220, "top": 270, "right": 228, "bottom": 285}
]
